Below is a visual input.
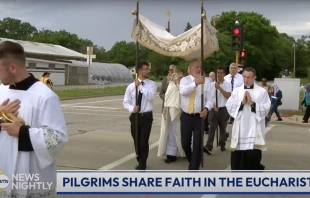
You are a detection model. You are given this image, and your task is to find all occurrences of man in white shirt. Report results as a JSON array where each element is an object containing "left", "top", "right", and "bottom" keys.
[
  {"left": 204, "top": 67, "right": 232, "bottom": 155},
  {"left": 179, "top": 59, "right": 213, "bottom": 170},
  {"left": 123, "top": 61, "right": 157, "bottom": 170},
  {"left": 208, "top": 71, "right": 215, "bottom": 82},
  {"left": 224, "top": 63, "right": 243, "bottom": 125},
  {"left": 226, "top": 67, "right": 271, "bottom": 170}
]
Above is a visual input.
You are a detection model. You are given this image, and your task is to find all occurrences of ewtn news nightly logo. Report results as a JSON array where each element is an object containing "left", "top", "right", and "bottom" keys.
[
  {"left": 0, "top": 170, "right": 53, "bottom": 193},
  {"left": 56, "top": 170, "right": 310, "bottom": 195}
]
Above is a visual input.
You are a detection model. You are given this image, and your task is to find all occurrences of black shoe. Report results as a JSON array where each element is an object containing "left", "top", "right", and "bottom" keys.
[
  {"left": 228, "top": 121, "right": 233, "bottom": 124},
  {"left": 220, "top": 146, "right": 226, "bottom": 151},
  {"left": 277, "top": 118, "right": 282, "bottom": 121},
  {"left": 226, "top": 132, "right": 229, "bottom": 138},
  {"left": 203, "top": 146, "right": 212, "bottom": 155},
  {"left": 165, "top": 155, "right": 177, "bottom": 163},
  {"left": 135, "top": 164, "right": 139, "bottom": 170}
]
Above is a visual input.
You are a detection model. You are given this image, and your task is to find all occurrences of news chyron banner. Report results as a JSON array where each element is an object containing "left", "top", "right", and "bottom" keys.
[{"left": 1, "top": 170, "right": 310, "bottom": 195}]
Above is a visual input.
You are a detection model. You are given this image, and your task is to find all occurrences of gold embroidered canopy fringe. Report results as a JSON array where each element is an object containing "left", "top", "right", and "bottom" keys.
[{"left": 131, "top": 15, "right": 219, "bottom": 60}]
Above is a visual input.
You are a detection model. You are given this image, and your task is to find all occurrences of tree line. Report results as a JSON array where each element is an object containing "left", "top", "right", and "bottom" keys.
[{"left": 0, "top": 11, "right": 309, "bottom": 80}]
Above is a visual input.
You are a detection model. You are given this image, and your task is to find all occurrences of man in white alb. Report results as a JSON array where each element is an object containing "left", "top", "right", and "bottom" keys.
[
  {"left": 179, "top": 59, "right": 213, "bottom": 170},
  {"left": 224, "top": 63, "right": 243, "bottom": 125},
  {"left": 204, "top": 67, "right": 231, "bottom": 155},
  {"left": 0, "top": 41, "right": 68, "bottom": 197},
  {"left": 158, "top": 67, "right": 185, "bottom": 163},
  {"left": 226, "top": 67, "right": 271, "bottom": 170},
  {"left": 123, "top": 61, "right": 157, "bottom": 170}
]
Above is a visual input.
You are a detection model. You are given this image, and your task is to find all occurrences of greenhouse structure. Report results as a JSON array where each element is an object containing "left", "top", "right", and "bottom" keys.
[{"left": 70, "top": 61, "right": 134, "bottom": 84}]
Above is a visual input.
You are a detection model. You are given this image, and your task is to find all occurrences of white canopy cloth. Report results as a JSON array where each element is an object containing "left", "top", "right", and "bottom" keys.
[{"left": 131, "top": 15, "right": 219, "bottom": 60}]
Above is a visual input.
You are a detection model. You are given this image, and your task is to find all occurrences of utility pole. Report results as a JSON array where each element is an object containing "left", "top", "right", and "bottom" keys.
[
  {"left": 293, "top": 42, "right": 296, "bottom": 78},
  {"left": 84, "top": 47, "right": 96, "bottom": 92}
]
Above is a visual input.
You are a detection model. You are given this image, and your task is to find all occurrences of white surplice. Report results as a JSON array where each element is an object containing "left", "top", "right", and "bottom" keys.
[
  {"left": 157, "top": 82, "right": 185, "bottom": 158},
  {"left": 226, "top": 83, "right": 271, "bottom": 151},
  {"left": 0, "top": 82, "right": 68, "bottom": 198}
]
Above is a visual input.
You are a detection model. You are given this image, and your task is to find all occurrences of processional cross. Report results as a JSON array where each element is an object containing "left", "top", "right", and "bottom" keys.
[{"left": 83, "top": 47, "right": 97, "bottom": 92}]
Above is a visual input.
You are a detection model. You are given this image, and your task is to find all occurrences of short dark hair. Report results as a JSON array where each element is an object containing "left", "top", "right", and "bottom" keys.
[
  {"left": 243, "top": 67, "right": 256, "bottom": 76},
  {"left": 217, "top": 67, "right": 226, "bottom": 73},
  {"left": 136, "top": 61, "right": 149, "bottom": 71},
  {"left": 0, "top": 41, "right": 26, "bottom": 66}
]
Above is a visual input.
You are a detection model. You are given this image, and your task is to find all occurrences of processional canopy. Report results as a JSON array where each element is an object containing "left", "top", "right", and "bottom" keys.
[{"left": 131, "top": 15, "right": 219, "bottom": 60}]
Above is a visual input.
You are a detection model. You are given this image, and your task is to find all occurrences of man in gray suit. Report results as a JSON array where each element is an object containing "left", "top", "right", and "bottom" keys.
[{"left": 159, "top": 64, "right": 176, "bottom": 111}]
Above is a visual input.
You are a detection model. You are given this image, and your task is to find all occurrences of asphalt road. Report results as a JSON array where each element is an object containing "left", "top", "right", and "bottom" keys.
[{"left": 57, "top": 95, "right": 310, "bottom": 198}]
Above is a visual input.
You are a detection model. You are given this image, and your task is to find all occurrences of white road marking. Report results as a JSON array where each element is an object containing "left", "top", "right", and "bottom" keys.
[
  {"left": 99, "top": 141, "right": 159, "bottom": 170},
  {"left": 63, "top": 111, "right": 129, "bottom": 118},
  {"left": 62, "top": 105, "right": 119, "bottom": 110},
  {"left": 62, "top": 107, "right": 163, "bottom": 116},
  {"left": 200, "top": 124, "right": 275, "bottom": 198},
  {"left": 97, "top": 123, "right": 275, "bottom": 174},
  {"left": 61, "top": 99, "right": 123, "bottom": 106},
  {"left": 63, "top": 111, "right": 162, "bottom": 120}
]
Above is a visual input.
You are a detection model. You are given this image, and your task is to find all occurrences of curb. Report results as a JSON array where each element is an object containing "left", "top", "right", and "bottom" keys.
[
  {"left": 58, "top": 91, "right": 161, "bottom": 101},
  {"left": 269, "top": 121, "right": 310, "bottom": 127},
  {"left": 59, "top": 93, "right": 124, "bottom": 101}
]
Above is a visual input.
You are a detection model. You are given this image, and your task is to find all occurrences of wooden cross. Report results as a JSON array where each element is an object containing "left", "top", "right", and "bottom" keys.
[{"left": 83, "top": 47, "right": 96, "bottom": 65}]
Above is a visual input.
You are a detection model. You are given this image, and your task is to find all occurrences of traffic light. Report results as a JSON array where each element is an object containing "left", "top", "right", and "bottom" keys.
[
  {"left": 232, "top": 25, "right": 243, "bottom": 51},
  {"left": 239, "top": 50, "right": 246, "bottom": 65}
]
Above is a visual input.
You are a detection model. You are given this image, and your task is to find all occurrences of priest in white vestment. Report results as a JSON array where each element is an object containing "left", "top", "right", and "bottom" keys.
[
  {"left": 158, "top": 69, "right": 185, "bottom": 163},
  {"left": 0, "top": 41, "right": 68, "bottom": 198},
  {"left": 226, "top": 67, "right": 271, "bottom": 170}
]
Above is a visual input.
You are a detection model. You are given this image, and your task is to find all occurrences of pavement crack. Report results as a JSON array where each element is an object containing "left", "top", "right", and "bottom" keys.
[{"left": 70, "top": 129, "right": 97, "bottom": 137}]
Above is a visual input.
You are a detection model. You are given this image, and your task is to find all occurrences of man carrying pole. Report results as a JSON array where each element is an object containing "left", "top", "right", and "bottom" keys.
[
  {"left": 123, "top": 61, "right": 157, "bottom": 170},
  {"left": 179, "top": 59, "right": 213, "bottom": 170},
  {"left": 124, "top": 0, "right": 158, "bottom": 170},
  {"left": 203, "top": 67, "right": 231, "bottom": 155}
]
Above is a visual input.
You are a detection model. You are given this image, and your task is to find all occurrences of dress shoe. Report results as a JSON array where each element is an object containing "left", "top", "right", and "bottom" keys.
[
  {"left": 164, "top": 158, "right": 176, "bottom": 163},
  {"left": 135, "top": 164, "right": 139, "bottom": 170},
  {"left": 203, "top": 146, "right": 212, "bottom": 155},
  {"left": 165, "top": 155, "right": 177, "bottom": 163}
]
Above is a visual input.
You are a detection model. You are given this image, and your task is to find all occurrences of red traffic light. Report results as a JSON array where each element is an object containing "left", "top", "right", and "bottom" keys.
[
  {"left": 233, "top": 28, "right": 240, "bottom": 35},
  {"left": 241, "top": 51, "right": 246, "bottom": 57}
]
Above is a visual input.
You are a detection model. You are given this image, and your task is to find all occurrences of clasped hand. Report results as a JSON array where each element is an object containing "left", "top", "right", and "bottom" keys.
[
  {"left": 242, "top": 91, "right": 253, "bottom": 105},
  {"left": 200, "top": 108, "right": 208, "bottom": 119},
  {"left": 134, "top": 80, "right": 141, "bottom": 87},
  {"left": 0, "top": 99, "right": 22, "bottom": 137},
  {"left": 195, "top": 76, "right": 205, "bottom": 85}
]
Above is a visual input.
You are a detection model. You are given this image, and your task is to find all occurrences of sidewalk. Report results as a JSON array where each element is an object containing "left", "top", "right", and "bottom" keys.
[
  {"left": 269, "top": 114, "right": 309, "bottom": 126},
  {"left": 53, "top": 82, "right": 162, "bottom": 91}
]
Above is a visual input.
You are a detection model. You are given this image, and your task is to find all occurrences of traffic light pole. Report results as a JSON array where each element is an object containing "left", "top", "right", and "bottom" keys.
[{"left": 236, "top": 50, "right": 239, "bottom": 65}]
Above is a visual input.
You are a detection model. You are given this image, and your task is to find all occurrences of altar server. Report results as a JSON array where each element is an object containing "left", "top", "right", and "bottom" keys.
[
  {"left": 179, "top": 59, "right": 213, "bottom": 170},
  {"left": 226, "top": 67, "right": 271, "bottom": 170},
  {"left": 123, "top": 61, "right": 157, "bottom": 170},
  {"left": 158, "top": 68, "right": 185, "bottom": 163},
  {"left": 0, "top": 41, "right": 68, "bottom": 197}
]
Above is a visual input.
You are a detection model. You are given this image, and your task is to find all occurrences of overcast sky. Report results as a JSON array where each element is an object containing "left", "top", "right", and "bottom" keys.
[{"left": 0, "top": 0, "right": 309, "bottom": 51}]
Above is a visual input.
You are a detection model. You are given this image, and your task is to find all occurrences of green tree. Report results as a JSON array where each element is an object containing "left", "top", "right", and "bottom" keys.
[
  {"left": 0, "top": 17, "right": 38, "bottom": 40},
  {"left": 211, "top": 11, "right": 288, "bottom": 79},
  {"left": 105, "top": 41, "right": 136, "bottom": 67},
  {"left": 184, "top": 22, "right": 192, "bottom": 32},
  {"left": 28, "top": 29, "right": 93, "bottom": 53}
]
